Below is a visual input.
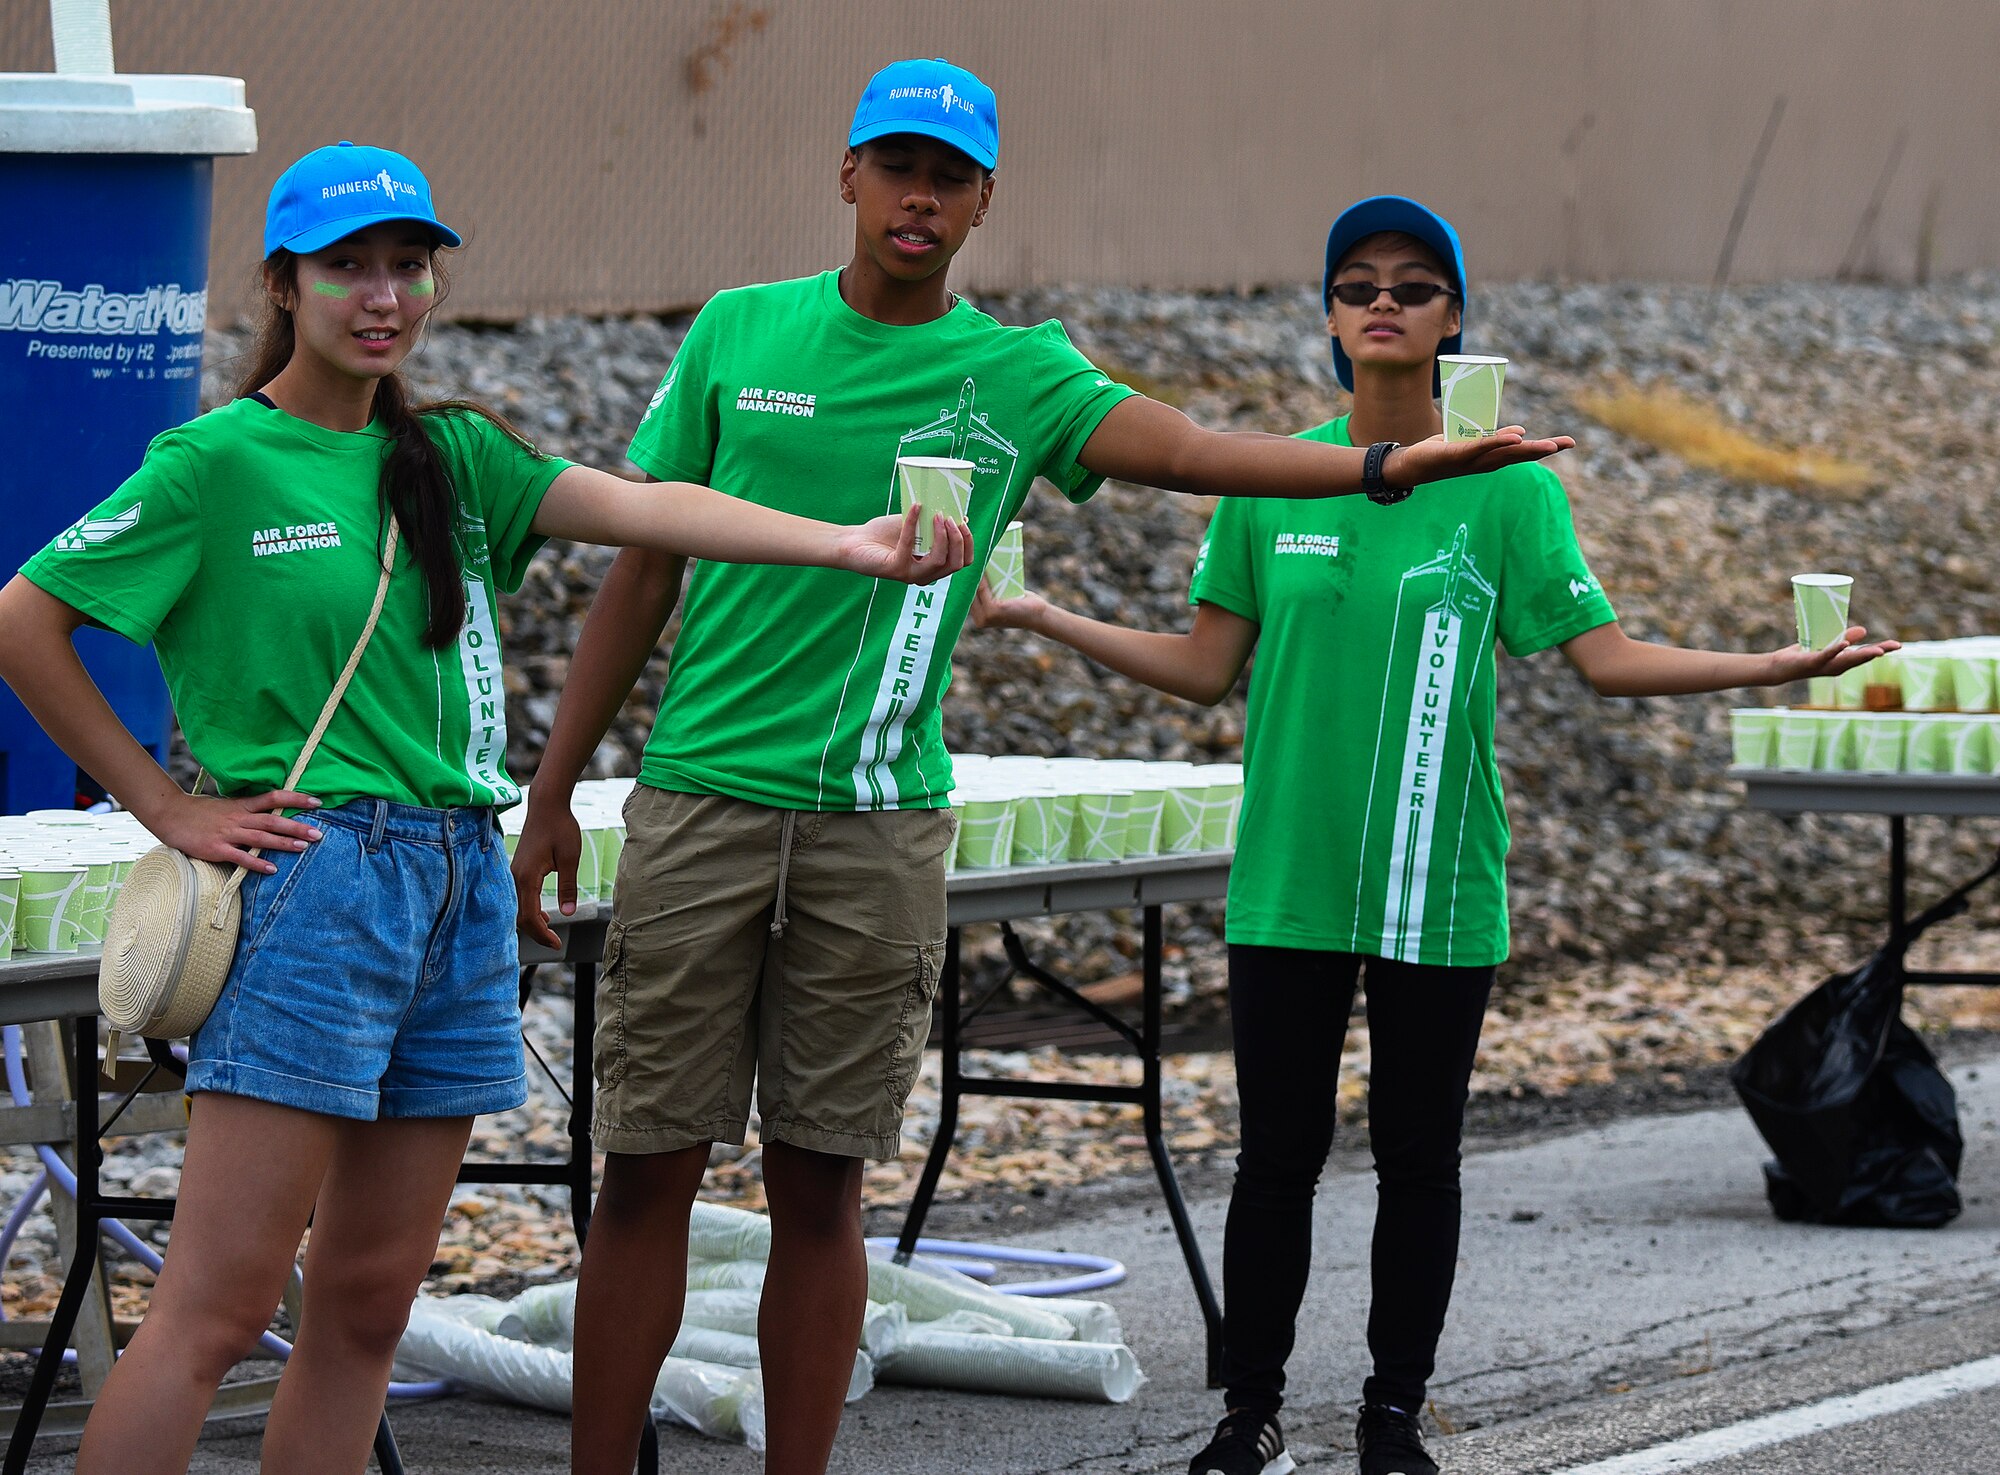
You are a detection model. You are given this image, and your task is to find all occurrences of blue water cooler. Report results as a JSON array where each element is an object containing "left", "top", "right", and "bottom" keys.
[{"left": 0, "top": 69, "right": 255, "bottom": 812}]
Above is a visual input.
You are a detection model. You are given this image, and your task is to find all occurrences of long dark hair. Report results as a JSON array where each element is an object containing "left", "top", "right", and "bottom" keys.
[{"left": 237, "top": 248, "right": 545, "bottom": 649}]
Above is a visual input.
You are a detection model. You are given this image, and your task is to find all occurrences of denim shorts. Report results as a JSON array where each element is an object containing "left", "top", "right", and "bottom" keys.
[{"left": 186, "top": 798, "right": 528, "bottom": 1121}]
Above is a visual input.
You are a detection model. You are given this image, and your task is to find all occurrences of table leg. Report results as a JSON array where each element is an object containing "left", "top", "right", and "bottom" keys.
[
  {"left": 2, "top": 1223, "right": 102, "bottom": 1474},
  {"left": 896, "top": 928, "right": 963, "bottom": 1260},
  {"left": 1137, "top": 905, "right": 1223, "bottom": 1387},
  {"left": 23, "top": 1022, "right": 115, "bottom": 1394},
  {"left": 566, "top": 959, "right": 653, "bottom": 1474},
  {"left": 4, "top": 1016, "right": 112, "bottom": 1475},
  {"left": 1890, "top": 814, "right": 1909, "bottom": 938},
  {"left": 571, "top": 959, "right": 597, "bottom": 1248}
]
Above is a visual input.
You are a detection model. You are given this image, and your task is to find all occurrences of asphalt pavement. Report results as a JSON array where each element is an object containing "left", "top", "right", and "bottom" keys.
[{"left": 22, "top": 1050, "right": 2000, "bottom": 1474}]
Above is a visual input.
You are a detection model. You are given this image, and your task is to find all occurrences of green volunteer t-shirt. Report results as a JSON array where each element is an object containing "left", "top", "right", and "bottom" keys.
[
  {"left": 1189, "top": 415, "right": 1615, "bottom": 966},
  {"left": 21, "top": 396, "right": 570, "bottom": 811},
  {"left": 627, "top": 270, "right": 1136, "bottom": 810}
]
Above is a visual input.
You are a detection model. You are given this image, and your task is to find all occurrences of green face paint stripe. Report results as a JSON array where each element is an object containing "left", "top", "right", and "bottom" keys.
[
  {"left": 407, "top": 278, "right": 436, "bottom": 296},
  {"left": 311, "top": 281, "right": 351, "bottom": 298}
]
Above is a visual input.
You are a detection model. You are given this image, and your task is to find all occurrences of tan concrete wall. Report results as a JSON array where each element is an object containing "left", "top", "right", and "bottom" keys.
[{"left": 5, "top": 1, "right": 1990, "bottom": 320}]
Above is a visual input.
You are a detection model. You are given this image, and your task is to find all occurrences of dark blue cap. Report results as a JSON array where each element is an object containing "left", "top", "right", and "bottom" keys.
[
  {"left": 264, "top": 141, "right": 461, "bottom": 259},
  {"left": 849, "top": 58, "right": 998, "bottom": 169},
  {"left": 1323, "top": 195, "right": 1466, "bottom": 394}
]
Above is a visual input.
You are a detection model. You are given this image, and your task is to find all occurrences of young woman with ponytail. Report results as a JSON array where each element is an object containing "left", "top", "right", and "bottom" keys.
[{"left": 0, "top": 142, "right": 968, "bottom": 1475}]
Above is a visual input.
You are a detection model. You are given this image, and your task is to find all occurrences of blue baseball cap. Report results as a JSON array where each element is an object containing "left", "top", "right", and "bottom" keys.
[
  {"left": 1322, "top": 195, "right": 1466, "bottom": 394},
  {"left": 848, "top": 58, "right": 998, "bottom": 170},
  {"left": 263, "top": 141, "right": 462, "bottom": 259}
]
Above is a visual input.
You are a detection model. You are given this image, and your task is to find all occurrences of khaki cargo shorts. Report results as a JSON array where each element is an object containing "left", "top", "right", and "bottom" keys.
[{"left": 592, "top": 784, "right": 954, "bottom": 1160}]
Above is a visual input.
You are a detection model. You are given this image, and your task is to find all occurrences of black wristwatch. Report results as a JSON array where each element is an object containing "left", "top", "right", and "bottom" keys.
[{"left": 1363, "top": 441, "right": 1413, "bottom": 505}]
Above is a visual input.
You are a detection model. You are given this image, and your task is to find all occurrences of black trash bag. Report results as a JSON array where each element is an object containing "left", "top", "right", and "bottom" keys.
[{"left": 1730, "top": 853, "right": 1998, "bottom": 1230}]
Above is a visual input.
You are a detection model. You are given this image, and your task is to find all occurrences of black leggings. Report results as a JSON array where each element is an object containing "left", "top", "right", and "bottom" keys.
[{"left": 1220, "top": 944, "right": 1495, "bottom": 1416}]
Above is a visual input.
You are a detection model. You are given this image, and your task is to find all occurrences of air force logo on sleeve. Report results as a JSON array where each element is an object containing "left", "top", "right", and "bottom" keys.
[{"left": 54, "top": 503, "right": 141, "bottom": 550}]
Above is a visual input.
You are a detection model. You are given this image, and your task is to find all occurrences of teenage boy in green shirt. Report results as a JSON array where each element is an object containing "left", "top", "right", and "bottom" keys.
[{"left": 513, "top": 61, "right": 1572, "bottom": 1475}]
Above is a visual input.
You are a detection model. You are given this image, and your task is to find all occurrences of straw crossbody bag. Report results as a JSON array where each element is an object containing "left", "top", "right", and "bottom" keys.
[{"left": 98, "top": 519, "right": 402, "bottom": 1049}]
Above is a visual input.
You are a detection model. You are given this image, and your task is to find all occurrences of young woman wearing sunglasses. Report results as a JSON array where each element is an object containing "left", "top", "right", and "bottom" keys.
[{"left": 972, "top": 195, "right": 1891, "bottom": 1475}]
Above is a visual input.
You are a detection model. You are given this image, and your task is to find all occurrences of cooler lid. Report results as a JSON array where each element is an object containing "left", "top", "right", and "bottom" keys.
[{"left": 0, "top": 73, "right": 256, "bottom": 156}]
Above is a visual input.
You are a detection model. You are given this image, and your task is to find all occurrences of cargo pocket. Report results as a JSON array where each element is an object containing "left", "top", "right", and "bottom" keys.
[
  {"left": 594, "top": 922, "right": 631, "bottom": 1092},
  {"left": 883, "top": 936, "right": 946, "bottom": 1109}
]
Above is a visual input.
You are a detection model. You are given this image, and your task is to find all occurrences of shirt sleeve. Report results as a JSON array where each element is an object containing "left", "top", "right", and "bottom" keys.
[
  {"left": 1029, "top": 321, "right": 1140, "bottom": 504},
  {"left": 626, "top": 299, "right": 722, "bottom": 486},
  {"left": 429, "top": 410, "right": 574, "bottom": 594},
  {"left": 1496, "top": 466, "right": 1617, "bottom": 657},
  {"left": 1187, "top": 496, "right": 1260, "bottom": 622},
  {"left": 19, "top": 433, "right": 203, "bottom": 646}
]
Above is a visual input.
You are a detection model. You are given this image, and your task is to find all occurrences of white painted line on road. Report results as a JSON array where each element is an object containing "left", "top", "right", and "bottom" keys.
[{"left": 1547, "top": 1353, "right": 2000, "bottom": 1474}]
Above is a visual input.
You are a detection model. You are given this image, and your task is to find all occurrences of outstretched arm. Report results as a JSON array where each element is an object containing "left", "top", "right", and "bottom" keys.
[
  {"left": 1076, "top": 395, "right": 1574, "bottom": 500},
  {"left": 511, "top": 543, "right": 685, "bottom": 948},
  {"left": 1560, "top": 620, "right": 1899, "bottom": 698},
  {"left": 530, "top": 464, "right": 971, "bottom": 584},
  {"left": 971, "top": 582, "right": 1258, "bottom": 706}
]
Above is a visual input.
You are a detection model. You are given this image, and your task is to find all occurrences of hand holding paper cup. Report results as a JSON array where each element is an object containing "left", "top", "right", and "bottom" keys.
[
  {"left": 984, "top": 521, "right": 1027, "bottom": 600},
  {"left": 1438, "top": 355, "right": 1508, "bottom": 441},
  {"left": 896, "top": 457, "right": 975, "bottom": 556}
]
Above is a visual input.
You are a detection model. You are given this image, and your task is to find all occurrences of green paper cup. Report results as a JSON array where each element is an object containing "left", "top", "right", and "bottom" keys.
[
  {"left": 955, "top": 798, "right": 1017, "bottom": 869},
  {"left": 1906, "top": 714, "right": 1955, "bottom": 773},
  {"left": 1950, "top": 655, "right": 1996, "bottom": 713},
  {"left": 73, "top": 857, "right": 118, "bottom": 946},
  {"left": 1729, "top": 709, "right": 1781, "bottom": 768},
  {"left": 896, "top": 456, "right": 975, "bottom": 556},
  {"left": 1010, "top": 792, "right": 1066, "bottom": 867},
  {"left": 1160, "top": 786, "right": 1207, "bottom": 852},
  {"left": 1833, "top": 660, "right": 1872, "bottom": 710},
  {"left": 943, "top": 799, "right": 962, "bottom": 876},
  {"left": 17, "top": 862, "right": 85, "bottom": 953},
  {"left": 1199, "top": 784, "right": 1245, "bottom": 849},
  {"left": 1071, "top": 791, "right": 1130, "bottom": 862},
  {"left": 0, "top": 873, "right": 18, "bottom": 963},
  {"left": 1437, "top": 355, "right": 1507, "bottom": 441},
  {"left": 1937, "top": 715, "right": 1990, "bottom": 774},
  {"left": 984, "top": 521, "right": 1027, "bottom": 600},
  {"left": 1122, "top": 788, "right": 1167, "bottom": 858},
  {"left": 1049, "top": 793, "right": 1078, "bottom": 863},
  {"left": 1791, "top": 574, "right": 1852, "bottom": 653},
  {"left": 593, "top": 826, "right": 626, "bottom": 902},
  {"left": 1899, "top": 650, "right": 1955, "bottom": 712},
  {"left": 1815, "top": 713, "right": 1860, "bottom": 772},
  {"left": 571, "top": 829, "right": 603, "bottom": 905},
  {"left": 1774, "top": 711, "right": 1823, "bottom": 771},
  {"left": 1854, "top": 714, "right": 1909, "bottom": 774}
]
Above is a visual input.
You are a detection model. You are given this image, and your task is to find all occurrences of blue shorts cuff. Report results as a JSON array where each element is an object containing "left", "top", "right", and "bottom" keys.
[
  {"left": 185, "top": 1059, "right": 381, "bottom": 1121},
  {"left": 378, "top": 1073, "right": 528, "bottom": 1119}
]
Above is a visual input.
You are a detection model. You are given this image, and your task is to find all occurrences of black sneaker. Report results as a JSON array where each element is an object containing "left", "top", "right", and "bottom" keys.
[
  {"left": 1356, "top": 1402, "right": 1438, "bottom": 1475},
  {"left": 1188, "top": 1409, "right": 1296, "bottom": 1475}
]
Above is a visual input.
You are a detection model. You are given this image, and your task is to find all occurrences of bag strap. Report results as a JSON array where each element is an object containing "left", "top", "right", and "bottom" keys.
[{"left": 210, "top": 518, "right": 402, "bottom": 925}]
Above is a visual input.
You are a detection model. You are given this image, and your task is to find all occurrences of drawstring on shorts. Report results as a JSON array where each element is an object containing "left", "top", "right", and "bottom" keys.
[{"left": 770, "top": 810, "right": 797, "bottom": 941}]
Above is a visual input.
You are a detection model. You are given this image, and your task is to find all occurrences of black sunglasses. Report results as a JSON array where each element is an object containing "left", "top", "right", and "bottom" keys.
[{"left": 1328, "top": 280, "right": 1459, "bottom": 308}]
